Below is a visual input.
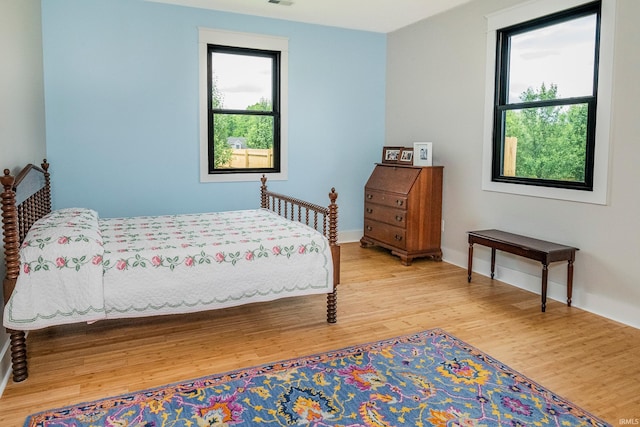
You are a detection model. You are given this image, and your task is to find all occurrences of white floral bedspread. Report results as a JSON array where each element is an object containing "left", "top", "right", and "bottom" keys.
[
  {"left": 3, "top": 209, "right": 333, "bottom": 330},
  {"left": 100, "top": 209, "right": 333, "bottom": 319}
]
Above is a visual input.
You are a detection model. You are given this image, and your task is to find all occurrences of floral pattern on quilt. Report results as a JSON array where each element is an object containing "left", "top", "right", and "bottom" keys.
[
  {"left": 101, "top": 209, "right": 325, "bottom": 270},
  {"left": 99, "top": 209, "right": 333, "bottom": 319},
  {"left": 3, "top": 208, "right": 106, "bottom": 330}
]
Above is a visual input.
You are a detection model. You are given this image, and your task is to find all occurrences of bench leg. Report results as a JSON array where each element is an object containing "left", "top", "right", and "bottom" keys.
[
  {"left": 567, "top": 259, "right": 574, "bottom": 307},
  {"left": 490, "top": 248, "right": 496, "bottom": 279},
  {"left": 541, "top": 264, "right": 548, "bottom": 312},
  {"left": 467, "top": 243, "right": 473, "bottom": 282}
]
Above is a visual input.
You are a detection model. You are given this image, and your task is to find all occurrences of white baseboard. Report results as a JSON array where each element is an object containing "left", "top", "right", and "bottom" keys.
[{"left": 338, "top": 229, "right": 362, "bottom": 244}]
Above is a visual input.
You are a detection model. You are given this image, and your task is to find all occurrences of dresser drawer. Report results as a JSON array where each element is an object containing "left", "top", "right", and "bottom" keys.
[
  {"left": 364, "top": 189, "right": 408, "bottom": 209},
  {"left": 364, "top": 219, "right": 406, "bottom": 249},
  {"left": 364, "top": 203, "right": 406, "bottom": 227}
]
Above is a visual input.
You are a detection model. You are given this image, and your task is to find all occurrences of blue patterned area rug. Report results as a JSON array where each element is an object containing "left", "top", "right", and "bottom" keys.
[{"left": 25, "top": 328, "right": 610, "bottom": 426}]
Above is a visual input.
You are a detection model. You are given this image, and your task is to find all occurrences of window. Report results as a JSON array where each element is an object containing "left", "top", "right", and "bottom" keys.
[
  {"left": 493, "top": 2, "right": 600, "bottom": 191},
  {"left": 482, "top": 0, "right": 616, "bottom": 204},
  {"left": 208, "top": 45, "right": 280, "bottom": 174},
  {"left": 199, "top": 29, "right": 288, "bottom": 182}
]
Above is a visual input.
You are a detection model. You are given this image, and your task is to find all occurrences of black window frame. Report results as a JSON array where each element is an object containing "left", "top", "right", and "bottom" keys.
[
  {"left": 492, "top": 1, "right": 601, "bottom": 191},
  {"left": 207, "top": 44, "right": 281, "bottom": 175}
]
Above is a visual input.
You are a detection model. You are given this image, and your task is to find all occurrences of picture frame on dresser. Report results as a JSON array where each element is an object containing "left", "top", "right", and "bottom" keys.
[
  {"left": 382, "top": 146, "right": 402, "bottom": 164},
  {"left": 413, "top": 142, "right": 433, "bottom": 166},
  {"left": 399, "top": 148, "right": 414, "bottom": 164}
]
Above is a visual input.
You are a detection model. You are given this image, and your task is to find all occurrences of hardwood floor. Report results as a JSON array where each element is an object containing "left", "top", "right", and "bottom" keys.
[{"left": 1, "top": 242, "right": 639, "bottom": 425}]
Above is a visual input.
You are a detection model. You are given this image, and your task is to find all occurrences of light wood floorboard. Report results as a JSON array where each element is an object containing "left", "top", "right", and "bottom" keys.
[{"left": 1, "top": 242, "right": 638, "bottom": 425}]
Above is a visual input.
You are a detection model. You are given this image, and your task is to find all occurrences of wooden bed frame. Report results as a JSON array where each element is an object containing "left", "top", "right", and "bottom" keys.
[{"left": 1, "top": 160, "right": 340, "bottom": 383}]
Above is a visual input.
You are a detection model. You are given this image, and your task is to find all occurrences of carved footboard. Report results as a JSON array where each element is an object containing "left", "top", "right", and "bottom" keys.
[
  {"left": 2, "top": 161, "right": 51, "bottom": 383},
  {"left": 260, "top": 176, "right": 340, "bottom": 323}
]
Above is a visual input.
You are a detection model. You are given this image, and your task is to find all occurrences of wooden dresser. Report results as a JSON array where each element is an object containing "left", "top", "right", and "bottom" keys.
[{"left": 360, "top": 164, "right": 443, "bottom": 265}]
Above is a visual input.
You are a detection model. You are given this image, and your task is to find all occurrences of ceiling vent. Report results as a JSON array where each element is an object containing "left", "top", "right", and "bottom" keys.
[{"left": 268, "top": 0, "right": 294, "bottom": 5}]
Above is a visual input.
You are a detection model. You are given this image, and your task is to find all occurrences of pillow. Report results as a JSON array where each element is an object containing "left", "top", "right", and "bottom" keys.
[
  {"left": 4, "top": 208, "right": 107, "bottom": 330},
  {"left": 20, "top": 208, "right": 104, "bottom": 274},
  {"left": 21, "top": 207, "right": 102, "bottom": 251}
]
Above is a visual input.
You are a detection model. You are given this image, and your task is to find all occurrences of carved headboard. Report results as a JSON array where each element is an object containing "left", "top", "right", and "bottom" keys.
[{"left": 1, "top": 160, "right": 51, "bottom": 306}]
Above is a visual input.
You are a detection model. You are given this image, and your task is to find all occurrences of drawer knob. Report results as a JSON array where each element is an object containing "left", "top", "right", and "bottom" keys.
[
  {"left": 366, "top": 226, "right": 372, "bottom": 231},
  {"left": 396, "top": 200, "right": 404, "bottom": 206},
  {"left": 366, "top": 208, "right": 373, "bottom": 214},
  {"left": 366, "top": 194, "right": 373, "bottom": 199},
  {"left": 395, "top": 235, "right": 403, "bottom": 241},
  {"left": 395, "top": 215, "right": 403, "bottom": 222}
]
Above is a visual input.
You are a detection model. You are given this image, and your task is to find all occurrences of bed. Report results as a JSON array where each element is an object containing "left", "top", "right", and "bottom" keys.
[{"left": 1, "top": 160, "right": 340, "bottom": 383}]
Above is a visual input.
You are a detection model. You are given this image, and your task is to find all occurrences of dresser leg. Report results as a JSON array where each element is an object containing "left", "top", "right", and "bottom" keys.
[
  {"left": 360, "top": 237, "right": 374, "bottom": 248},
  {"left": 399, "top": 255, "right": 412, "bottom": 266}
]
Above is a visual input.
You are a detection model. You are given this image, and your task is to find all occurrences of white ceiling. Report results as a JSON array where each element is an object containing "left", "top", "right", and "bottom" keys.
[{"left": 146, "top": 0, "right": 473, "bottom": 33}]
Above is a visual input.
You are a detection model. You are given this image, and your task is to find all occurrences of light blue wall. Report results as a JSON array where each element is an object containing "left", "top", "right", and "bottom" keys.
[{"left": 41, "top": 0, "right": 386, "bottom": 232}]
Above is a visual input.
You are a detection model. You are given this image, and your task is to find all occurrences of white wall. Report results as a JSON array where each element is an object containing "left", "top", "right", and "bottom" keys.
[
  {"left": 386, "top": 0, "right": 640, "bottom": 328},
  {"left": 0, "top": 0, "right": 47, "bottom": 394}
]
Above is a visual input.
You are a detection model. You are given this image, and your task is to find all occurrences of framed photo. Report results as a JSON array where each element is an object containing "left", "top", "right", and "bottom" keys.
[
  {"left": 413, "top": 142, "right": 433, "bottom": 166},
  {"left": 382, "top": 146, "right": 402, "bottom": 164},
  {"left": 399, "top": 148, "right": 414, "bottom": 164}
]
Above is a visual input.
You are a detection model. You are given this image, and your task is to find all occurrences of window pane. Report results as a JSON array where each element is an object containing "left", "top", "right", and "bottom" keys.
[
  {"left": 503, "top": 103, "right": 588, "bottom": 183},
  {"left": 508, "top": 14, "right": 597, "bottom": 103},
  {"left": 213, "top": 113, "right": 274, "bottom": 170},
  {"left": 211, "top": 52, "right": 272, "bottom": 110}
]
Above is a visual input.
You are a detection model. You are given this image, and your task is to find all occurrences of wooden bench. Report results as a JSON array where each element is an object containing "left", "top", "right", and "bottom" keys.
[{"left": 467, "top": 229, "right": 578, "bottom": 312}]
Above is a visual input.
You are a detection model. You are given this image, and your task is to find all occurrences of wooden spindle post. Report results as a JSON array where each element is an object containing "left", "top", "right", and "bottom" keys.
[{"left": 1, "top": 168, "right": 28, "bottom": 382}]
